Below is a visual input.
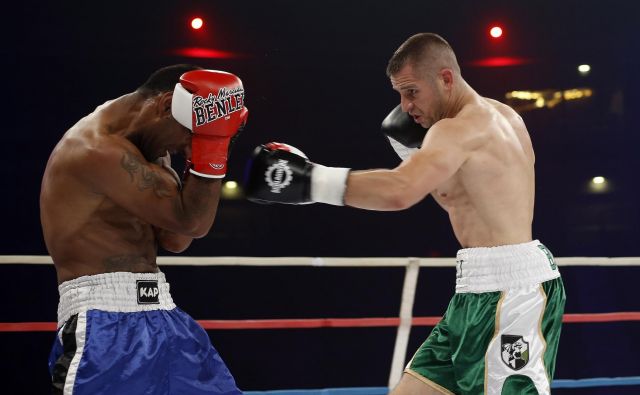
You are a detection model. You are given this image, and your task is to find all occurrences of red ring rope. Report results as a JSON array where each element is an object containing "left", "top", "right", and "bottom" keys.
[{"left": 1, "top": 312, "right": 639, "bottom": 332}]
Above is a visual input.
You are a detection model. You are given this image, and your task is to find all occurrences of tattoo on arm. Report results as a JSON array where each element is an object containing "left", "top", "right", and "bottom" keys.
[
  {"left": 120, "top": 151, "right": 139, "bottom": 182},
  {"left": 120, "top": 150, "right": 173, "bottom": 198}
]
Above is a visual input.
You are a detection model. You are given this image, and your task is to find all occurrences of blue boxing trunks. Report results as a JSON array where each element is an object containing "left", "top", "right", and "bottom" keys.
[{"left": 48, "top": 272, "right": 241, "bottom": 395}]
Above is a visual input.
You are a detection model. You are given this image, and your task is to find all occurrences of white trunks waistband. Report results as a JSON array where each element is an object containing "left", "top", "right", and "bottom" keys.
[
  {"left": 455, "top": 240, "right": 561, "bottom": 293},
  {"left": 57, "top": 272, "right": 176, "bottom": 328}
]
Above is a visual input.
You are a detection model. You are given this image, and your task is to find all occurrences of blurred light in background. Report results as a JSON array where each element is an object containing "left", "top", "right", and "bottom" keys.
[
  {"left": 578, "top": 64, "right": 591, "bottom": 76},
  {"left": 489, "top": 26, "right": 503, "bottom": 38},
  {"left": 589, "top": 176, "right": 610, "bottom": 193},
  {"left": 191, "top": 17, "right": 204, "bottom": 30},
  {"left": 222, "top": 181, "right": 242, "bottom": 199},
  {"left": 505, "top": 88, "right": 593, "bottom": 112},
  {"left": 563, "top": 88, "right": 592, "bottom": 100}
]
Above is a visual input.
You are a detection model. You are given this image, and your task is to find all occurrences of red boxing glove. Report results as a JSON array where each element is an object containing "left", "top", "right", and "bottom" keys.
[{"left": 172, "top": 70, "right": 249, "bottom": 178}]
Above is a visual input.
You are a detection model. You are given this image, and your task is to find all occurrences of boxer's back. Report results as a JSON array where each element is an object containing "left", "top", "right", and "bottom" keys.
[{"left": 41, "top": 109, "right": 158, "bottom": 284}]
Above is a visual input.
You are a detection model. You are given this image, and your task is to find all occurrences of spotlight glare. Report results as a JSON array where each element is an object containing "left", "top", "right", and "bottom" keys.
[
  {"left": 588, "top": 176, "right": 609, "bottom": 194},
  {"left": 489, "top": 26, "right": 503, "bottom": 38},
  {"left": 224, "top": 181, "right": 238, "bottom": 190},
  {"left": 578, "top": 64, "right": 591, "bottom": 75},
  {"left": 221, "top": 180, "right": 242, "bottom": 199},
  {"left": 191, "top": 17, "right": 203, "bottom": 30}
]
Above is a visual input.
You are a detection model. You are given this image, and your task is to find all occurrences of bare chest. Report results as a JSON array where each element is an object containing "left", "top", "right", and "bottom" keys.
[{"left": 432, "top": 173, "right": 466, "bottom": 210}]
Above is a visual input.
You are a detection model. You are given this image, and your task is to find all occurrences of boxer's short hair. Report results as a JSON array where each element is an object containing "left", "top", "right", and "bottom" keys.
[
  {"left": 387, "top": 33, "right": 460, "bottom": 78},
  {"left": 137, "top": 64, "right": 202, "bottom": 97}
]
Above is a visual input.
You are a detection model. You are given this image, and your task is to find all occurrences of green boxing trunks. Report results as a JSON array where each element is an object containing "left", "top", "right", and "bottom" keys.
[{"left": 406, "top": 240, "right": 566, "bottom": 395}]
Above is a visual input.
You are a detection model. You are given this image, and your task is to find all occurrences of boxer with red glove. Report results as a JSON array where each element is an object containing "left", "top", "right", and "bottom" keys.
[
  {"left": 172, "top": 69, "right": 248, "bottom": 178},
  {"left": 41, "top": 64, "right": 245, "bottom": 395}
]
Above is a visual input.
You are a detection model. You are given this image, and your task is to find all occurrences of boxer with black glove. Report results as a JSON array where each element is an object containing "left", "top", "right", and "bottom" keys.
[
  {"left": 245, "top": 142, "right": 350, "bottom": 206},
  {"left": 244, "top": 103, "right": 430, "bottom": 208},
  {"left": 246, "top": 32, "right": 564, "bottom": 395},
  {"left": 381, "top": 104, "right": 429, "bottom": 160},
  {"left": 245, "top": 104, "right": 429, "bottom": 207}
]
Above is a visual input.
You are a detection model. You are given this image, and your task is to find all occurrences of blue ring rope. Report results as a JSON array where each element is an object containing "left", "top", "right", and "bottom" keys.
[
  {"left": 244, "top": 376, "right": 640, "bottom": 394},
  {"left": 552, "top": 376, "right": 640, "bottom": 388}
]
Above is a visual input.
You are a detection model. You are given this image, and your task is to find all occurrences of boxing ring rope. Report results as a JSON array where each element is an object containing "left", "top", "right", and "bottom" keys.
[{"left": 1, "top": 255, "right": 639, "bottom": 393}]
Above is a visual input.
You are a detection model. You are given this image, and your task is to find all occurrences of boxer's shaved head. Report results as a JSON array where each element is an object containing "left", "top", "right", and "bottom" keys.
[{"left": 386, "top": 33, "right": 461, "bottom": 80}]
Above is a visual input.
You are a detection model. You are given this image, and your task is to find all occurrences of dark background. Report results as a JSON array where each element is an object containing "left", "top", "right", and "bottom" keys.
[{"left": 2, "top": 0, "right": 639, "bottom": 393}]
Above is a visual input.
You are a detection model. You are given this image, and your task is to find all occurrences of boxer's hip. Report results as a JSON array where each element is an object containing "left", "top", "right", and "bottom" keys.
[{"left": 455, "top": 240, "right": 560, "bottom": 293}]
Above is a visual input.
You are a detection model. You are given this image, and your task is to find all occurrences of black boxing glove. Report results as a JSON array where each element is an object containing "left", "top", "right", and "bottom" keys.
[
  {"left": 381, "top": 104, "right": 429, "bottom": 160},
  {"left": 245, "top": 142, "right": 350, "bottom": 206}
]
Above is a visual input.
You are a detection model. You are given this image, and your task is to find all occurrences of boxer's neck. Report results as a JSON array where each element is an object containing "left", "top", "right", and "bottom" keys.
[
  {"left": 103, "top": 92, "right": 172, "bottom": 161},
  {"left": 442, "top": 79, "right": 478, "bottom": 119}
]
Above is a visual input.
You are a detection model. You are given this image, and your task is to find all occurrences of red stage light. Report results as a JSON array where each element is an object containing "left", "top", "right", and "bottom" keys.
[
  {"left": 468, "top": 56, "right": 531, "bottom": 68},
  {"left": 191, "top": 17, "right": 204, "bottom": 30},
  {"left": 489, "top": 26, "right": 503, "bottom": 38},
  {"left": 173, "top": 47, "right": 240, "bottom": 59}
]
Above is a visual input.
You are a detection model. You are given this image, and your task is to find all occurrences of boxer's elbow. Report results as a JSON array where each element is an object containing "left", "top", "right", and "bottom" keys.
[
  {"left": 184, "top": 218, "right": 215, "bottom": 239},
  {"left": 154, "top": 227, "right": 194, "bottom": 253},
  {"left": 159, "top": 236, "right": 193, "bottom": 253},
  {"left": 163, "top": 243, "right": 190, "bottom": 254},
  {"left": 384, "top": 163, "right": 440, "bottom": 210},
  {"left": 174, "top": 201, "right": 218, "bottom": 238},
  {"left": 385, "top": 191, "right": 419, "bottom": 210}
]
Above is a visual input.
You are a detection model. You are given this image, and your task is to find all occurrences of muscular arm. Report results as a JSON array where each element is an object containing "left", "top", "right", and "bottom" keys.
[
  {"left": 344, "top": 120, "right": 476, "bottom": 210},
  {"left": 81, "top": 140, "right": 221, "bottom": 238},
  {"left": 154, "top": 227, "right": 193, "bottom": 253}
]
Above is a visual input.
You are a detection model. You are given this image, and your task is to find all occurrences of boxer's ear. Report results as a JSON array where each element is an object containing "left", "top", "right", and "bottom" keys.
[
  {"left": 440, "top": 68, "right": 454, "bottom": 91},
  {"left": 157, "top": 91, "right": 173, "bottom": 117}
]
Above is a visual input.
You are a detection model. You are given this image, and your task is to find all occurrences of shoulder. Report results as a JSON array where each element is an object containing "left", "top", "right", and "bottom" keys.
[
  {"left": 62, "top": 127, "right": 144, "bottom": 183},
  {"left": 425, "top": 108, "right": 490, "bottom": 152},
  {"left": 483, "top": 97, "right": 524, "bottom": 125}
]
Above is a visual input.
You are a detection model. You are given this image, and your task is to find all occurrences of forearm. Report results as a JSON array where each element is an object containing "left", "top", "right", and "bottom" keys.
[
  {"left": 344, "top": 169, "right": 416, "bottom": 211},
  {"left": 168, "top": 69, "right": 246, "bottom": 236},
  {"left": 175, "top": 176, "right": 222, "bottom": 237},
  {"left": 246, "top": 144, "right": 419, "bottom": 210}
]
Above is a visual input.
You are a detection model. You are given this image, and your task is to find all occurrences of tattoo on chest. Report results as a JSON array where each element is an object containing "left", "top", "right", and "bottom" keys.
[{"left": 121, "top": 151, "right": 172, "bottom": 198}]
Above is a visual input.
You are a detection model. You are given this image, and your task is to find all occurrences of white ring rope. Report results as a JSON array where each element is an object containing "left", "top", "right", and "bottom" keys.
[
  {"left": 1, "top": 256, "right": 639, "bottom": 266},
  {"left": 388, "top": 258, "right": 420, "bottom": 388}
]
